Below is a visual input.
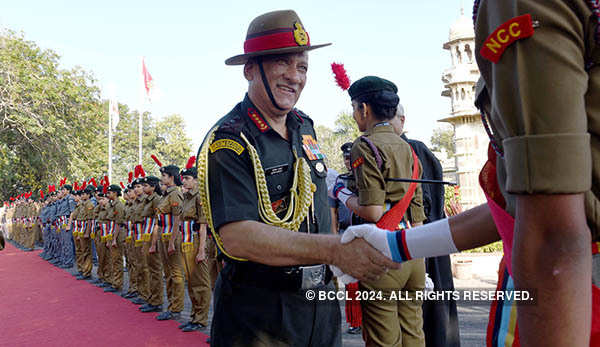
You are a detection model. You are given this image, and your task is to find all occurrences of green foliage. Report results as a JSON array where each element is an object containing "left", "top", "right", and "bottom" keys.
[
  {"left": 430, "top": 126, "right": 455, "bottom": 157},
  {"left": 0, "top": 30, "right": 192, "bottom": 200},
  {"left": 314, "top": 110, "right": 359, "bottom": 175}
]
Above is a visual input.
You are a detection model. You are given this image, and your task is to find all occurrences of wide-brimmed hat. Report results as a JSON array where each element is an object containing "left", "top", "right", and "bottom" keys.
[{"left": 225, "top": 10, "right": 331, "bottom": 66}]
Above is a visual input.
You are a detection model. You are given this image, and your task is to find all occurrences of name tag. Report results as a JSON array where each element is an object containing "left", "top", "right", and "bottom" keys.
[{"left": 265, "top": 163, "right": 289, "bottom": 176}]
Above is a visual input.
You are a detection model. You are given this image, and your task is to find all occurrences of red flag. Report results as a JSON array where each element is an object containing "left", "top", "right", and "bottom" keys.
[{"left": 142, "top": 58, "right": 154, "bottom": 98}]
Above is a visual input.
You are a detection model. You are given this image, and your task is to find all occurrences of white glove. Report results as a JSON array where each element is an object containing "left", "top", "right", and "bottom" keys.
[
  {"left": 341, "top": 223, "right": 400, "bottom": 262},
  {"left": 329, "top": 182, "right": 354, "bottom": 206},
  {"left": 330, "top": 265, "right": 358, "bottom": 284},
  {"left": 425, "top": 273, "right": 434, "bottom": 293}
]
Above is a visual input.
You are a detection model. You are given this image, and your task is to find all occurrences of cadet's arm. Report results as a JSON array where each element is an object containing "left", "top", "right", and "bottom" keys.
[
  {"left": 512, "top": 194, "right": 590, "bottom": 347},
  {"left": 219, "top": 220, "right": 400, "bottom": 282},
  {"left": 345, "top": 198, "right": 383, "bottom": 222},
  {"left": 330, "top": 207, "right": 338, "bottom": 234}
]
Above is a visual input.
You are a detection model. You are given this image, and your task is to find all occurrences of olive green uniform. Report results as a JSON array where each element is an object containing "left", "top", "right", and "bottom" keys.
[
  {"left": 107, "top": 198, "right": 126, "bottom": 291},
  {"left": 132, "top": 195, "right": 150, "bottom": 302},
  {"left": 72, "top": 201, "right": 83, "bottom": 273},
  {"left": 96, "top": 202, "right": 110, "bottom": 283},
  {"left": 351, "top": 123, "right": 427, "bottom": 347},
  {"left": 181, "top": 186, "right": 211, "bottom": 326},
  {"left": 79, "top": 199, "right": 95, "bottom": 277},
  {"left": 156, "top": 186, "right": 185, "bottom": 313},
  {"left": 123, "top": 200, "right": 137, "bottom": 295}
]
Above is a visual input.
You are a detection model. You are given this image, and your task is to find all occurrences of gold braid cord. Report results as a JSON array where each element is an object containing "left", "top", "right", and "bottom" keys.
[{"left": 197, "top": 125, "right": 316, "bottom": 262}]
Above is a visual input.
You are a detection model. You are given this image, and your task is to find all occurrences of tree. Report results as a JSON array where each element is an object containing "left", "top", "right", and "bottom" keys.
[
  {"left": 430, "top": 126, "right": 455, "bottom": 157},
  {"left": 0, "top": 30, "right": 105, "bottom": 198},
  {"left": 312, "top": 110, "right": 360, "bottom": 175},
  {"left": 333, "top": 111, "right": 361, "bottom": 140},
  {"left": 0, "top": 30, "right": 193, "bottom": 200}
]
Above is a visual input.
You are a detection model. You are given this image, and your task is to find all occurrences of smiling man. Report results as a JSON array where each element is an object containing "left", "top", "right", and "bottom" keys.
[{"left": 198, "top": 10, "right": 400, "bottom": 347}]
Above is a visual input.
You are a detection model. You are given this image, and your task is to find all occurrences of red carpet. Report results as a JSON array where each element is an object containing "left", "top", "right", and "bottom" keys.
[{"left": 0, "top": 243, "right": 209, "bottom": 347}]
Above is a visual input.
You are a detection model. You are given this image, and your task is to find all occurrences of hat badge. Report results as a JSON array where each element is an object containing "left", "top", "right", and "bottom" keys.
[{"left": 293, "top": 22, "right": 308, "bottom": 46}]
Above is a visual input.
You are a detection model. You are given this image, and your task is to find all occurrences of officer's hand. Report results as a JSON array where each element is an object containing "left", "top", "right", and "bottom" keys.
[
  {"left": 168, "top": 242, "right": 175, "bottom": 255},
  {"left": 105, "top": 241, "right": 110, "bottom": 249},
  {"left": 341, "top": 224, "right": 400, "bottom": 262},
  {"left": 196, "top": 250, "right": 206, "bottom": 263},
  {"left": 332, "top": 238, "right": 400, "bottom": 282},
  {"left": 149, "top": 244, "right": 156, "bottom": 254},
  {"left": 111, "top": 240, "right": 117, "bottom": 248}
]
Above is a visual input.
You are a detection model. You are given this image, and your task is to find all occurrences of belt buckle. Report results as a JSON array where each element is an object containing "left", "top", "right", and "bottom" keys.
[{"left": 300, "top": 265, "right": 325, "bottom": 290}]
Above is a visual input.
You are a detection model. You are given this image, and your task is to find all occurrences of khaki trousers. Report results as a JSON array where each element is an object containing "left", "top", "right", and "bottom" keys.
[
  {"left": 96, "top": 236, "right": 107, "bottom": 282},
  {"left": 108, "top": 237, "right": 124, "bottom": 290},
  {"left": 360, "top": 259, "right": 426, "bottom": 347},
  {"left": 124, "top": 241, "right": 137, "bottom": 294},
  {"left": 182, "top": 237, "right": 211, "bottom": 325},
  {"left": 159, "top": 237, "right": 185, "bottom": 313},
  {"left": 206, "top": 236, "right": 222, "bottom": 290},
  {"left": 135, "top": 241, "right": 150, "bottom": 301},
  {"left": 143, "top": 240, "right": 163, "bottom": 306},
  {"left": 79, "top": 236, "right": 93, "bottom": 277}
]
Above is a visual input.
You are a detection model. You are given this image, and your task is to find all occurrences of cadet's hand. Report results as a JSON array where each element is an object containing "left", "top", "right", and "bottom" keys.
[
  {"left": 196, "top": 250, "right": 206, "bottom": 263},
  {"left": 111, "top": 240, "right": 117, "bottom": 248},
  {"left": 168, "top": 242, "right": 175, "bottom": 255},
  {"left": 66, "top": 224, "right": 70, "bottom": 231},
  {"left": 332, "top": 238, "right": 400, "bottom": 282},
  {"left": 149, "top": 244, "right": 156, "bottom": 254},
  {"left": 341, "top": 224, "right": 400, "bottom": 262},
  {"left": 105, "top": 241, "right": 110, "bottom": 249}
]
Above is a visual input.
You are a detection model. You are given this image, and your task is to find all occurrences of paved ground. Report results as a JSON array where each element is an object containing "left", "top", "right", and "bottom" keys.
[{"left": 32, "top": 242, "right": 499, "bottom": 346}]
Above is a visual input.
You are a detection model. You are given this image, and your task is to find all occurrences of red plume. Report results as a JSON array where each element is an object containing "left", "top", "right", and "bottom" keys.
[
  {"left": 81, "top": 181, "right": 87, "bottom": 190},
  {"left": 74, "top": 182, "right": 78, "bottom": 191},
  {"left": 134, "top": 165, "right": 140, "bottom": 178},
  {"left": 103, "top": 184, "right": 108, "bottom": 194},
  {"left": 40, "top": 190, "right": 44, "bottom": 199},
  {"left": 10, "top": 197, "right": 14, "bottom": 201},
  {"left": 120, "top": 182, "right": 125, "bottom": 189},
  {"left": 92, "top": 178, "right": 99, "bottom": 188},
  {"left": 185, "top": 156, "right": 196, "bottom": 170},
  {"left": 151, "top": 154, "right": 163, "bottom": 167},
  {"left": 104, "top": 175, "right": 109, "bottom": 186},
  {"left": 139, "top": 165, "right": 146, "bottom": 178},
  {"left": 331, "top": 62, "right": 351, "bottom": 91},
  {"left": 128, "top": 172, "right": 133, "bottom": 183}
]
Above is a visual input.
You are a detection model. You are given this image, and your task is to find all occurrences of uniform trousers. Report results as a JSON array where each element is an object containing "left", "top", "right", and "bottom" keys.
[
  {"left": 181, "top": 236, "right": 211, "bottom": 325},
  {"left": 360, "top": 259, "right": 426, "bottom": 347},
  {"left": 143, "top": 239, "right": 163, "bottom": 306},
  {"left": 124, "top": 241, "right": 137, "bottom": 294},
  {"left": 79, "top": 235, "right": 93, "bottom": 277},
  {"left": 159, "top": 236, "right": 185, "bottom": 312},
  {"left": 206, "top": 235, "right": 222, "bottom": 290},
  {"left": 96, "top": 236, "right": 108, "bottom": 282},
  {"left": 108, "top": 236, "right": 124, "bottom": 290}
]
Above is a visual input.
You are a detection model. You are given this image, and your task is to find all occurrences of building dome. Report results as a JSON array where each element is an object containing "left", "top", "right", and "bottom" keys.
[{"left": 449, "top": 14, "right": 474, "bottom": 41}]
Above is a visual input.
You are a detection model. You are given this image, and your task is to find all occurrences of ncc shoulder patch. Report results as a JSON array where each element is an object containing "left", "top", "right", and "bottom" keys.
[
  {"left": 209, "top": 139, "right": 245, "bottom": 155},
  {"left": 480, "top": 14, "right": 535, "bottom": 63},
  {"left": 352, "top": 157, "right": 364, "bottom": 169}
]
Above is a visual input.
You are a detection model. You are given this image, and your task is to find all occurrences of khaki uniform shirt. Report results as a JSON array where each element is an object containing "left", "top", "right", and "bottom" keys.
[
  {"left": 131, "top": 196, "right": 145, "bottom": 224},
  {"left": 156, "top": 186, "right": 183, "bottom": 216},
  {"left": 350, "top": 123, "right": 426, "bottom": 224},
  {"left": 141, "top": 193, "right": 160, "bottom": 218},
  {"left": 182, "top": 187, "right": 206, "bottom": 223},
  {"left": 474, "top": 0, "right": 600, "bottom": 240}
]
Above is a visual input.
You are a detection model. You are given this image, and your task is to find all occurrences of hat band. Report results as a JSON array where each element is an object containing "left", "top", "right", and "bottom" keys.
[{"left": 244, "top": 28, "right": 310, "bottom": 54}]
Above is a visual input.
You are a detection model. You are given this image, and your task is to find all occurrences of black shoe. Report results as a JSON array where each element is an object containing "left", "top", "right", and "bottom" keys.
[
  {"left": 140, "top": 304, "right": 162, "bottom": 313},
  {"left": 104, "top": 287, "right": 118, "bottom": 293},
  {"left": 182, "top": 323, "right": 205, "bottom": 332},
  {"left": 99, "top": 282, "right": 111, "bottom": 288},
  {"left": 156, "top": 310, "right": 179, "bottom": 321},
  {"left": 76, "top": 275, "right": 90, "bottom": 280},
  {"left": 178, "top": 322, "right": 190, "bottom": 329},
  {"left": 347, "top": 327, "right": 362, "bottom": 335},
  {"left": 75, "top": 275, "right": 84, "bottom": 280},
  {"left": 125, "top": 292, "right": 138, "bottom": 299},
  {"left": 206, "top": 338, "right": 210, "bottom": 344},
  {"left": 132, "top": 298, "right": 147, "bottom": 305}
]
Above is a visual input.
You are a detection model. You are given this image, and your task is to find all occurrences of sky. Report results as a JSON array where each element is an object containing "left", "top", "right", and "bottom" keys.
[{"left": 1, "top": 0, "right": 472, "bottom": 151}]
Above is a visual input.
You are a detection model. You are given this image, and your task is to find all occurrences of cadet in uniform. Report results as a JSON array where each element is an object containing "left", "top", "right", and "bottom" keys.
[
  {"left": 122, "top": 180, "right": 139, "bottom": 299},
  {"left": 130, "top": 168, "right": 151, "bottom": 307},
  {"left": 94, "top": 186, "right": 111, "bottom": 286},
  {"left": 77, "top": 185, "right": 95, "bottom": 280},
  {"left": 198, "top": 10, "right": 397, "bottom": 346},
  {"left": 331, "top": 76, "right": 426, "bottom": 346},
  {"left": 57, "top": 184, "right": 76, "bottom": 268},
  {"left": 138, "top": 172, "right": 164, "bottom": 313},
  {"left": 71, "top": 186, "right": 84, "bottom": 277},
  {"left": 179, "top": 156, "right": 211, "bottom": 332},
  {"left": 155, "top": 163, "right": 185, "bottom": 321},
  {"left": 105, "top": 184, "right": 126, "bottom": 294}
]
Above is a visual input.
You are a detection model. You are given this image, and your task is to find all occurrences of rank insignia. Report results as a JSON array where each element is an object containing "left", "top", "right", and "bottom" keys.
[
  {"left": 302, "top": 135, "right": 325, "bottom": 161},
  {"left": 247, "top": 108, "right": 270, "bottom": 132},
  {"left": 480, "top": 14, "right": 535, "bottom": 63},
  {"left": 209, "top": 139, "right": 245, "bottom": 155},
  {"left": 352, "top": 157, "right": 364, "bottom": 169},
  {"left": 293, "top": 22, "right": 309, "bottom": 46}
]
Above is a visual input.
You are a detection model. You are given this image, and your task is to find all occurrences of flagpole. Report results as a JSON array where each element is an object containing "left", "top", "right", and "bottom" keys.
[
  {"left": 139, "top": 110, "right": 143, "bottom": 165},
  {"left": 108, "top": 102, "right": 113, "bottom": 183}
]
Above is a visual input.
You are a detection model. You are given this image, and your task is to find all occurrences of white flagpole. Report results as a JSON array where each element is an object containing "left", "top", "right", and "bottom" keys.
[
  {"left": 139, "top": 110, "right": 143, "bottom": 165},
  {"left": 108, "top": 102, "right": 113, "bottom": 183}
]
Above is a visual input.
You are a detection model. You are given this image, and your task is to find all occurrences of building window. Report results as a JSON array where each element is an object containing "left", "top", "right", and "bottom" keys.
[
  {"left": 465, "top": 44, "right": 473, "bottom": 62},
  {"left": 456, "top": 46, "right": 462, "bottom": 64}
]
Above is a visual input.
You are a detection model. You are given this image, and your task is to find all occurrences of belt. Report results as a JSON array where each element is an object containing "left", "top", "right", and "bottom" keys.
[{"left": 228, "top": 262, "right": 332, "bottom": 292}]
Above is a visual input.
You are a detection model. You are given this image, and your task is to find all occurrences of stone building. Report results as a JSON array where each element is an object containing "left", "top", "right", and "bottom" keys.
[{"left": 439, "top": 9, "right": 488, "bottom": 210}]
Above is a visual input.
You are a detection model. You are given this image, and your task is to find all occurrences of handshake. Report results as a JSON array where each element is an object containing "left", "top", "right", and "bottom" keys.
[{"left": 330, "top": 223, "right": 400, "bottom": 284}]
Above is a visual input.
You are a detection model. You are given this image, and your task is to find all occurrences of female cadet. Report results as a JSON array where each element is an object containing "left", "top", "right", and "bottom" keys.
[
  {"left": 331, "top": 76, "right": 426, "bottom": 347},
  {"left": 178, "top": 156, "right": 211, "bottom": 332},
  {"left": 154, "top": 161, "right": 185, "bottom": 321}
]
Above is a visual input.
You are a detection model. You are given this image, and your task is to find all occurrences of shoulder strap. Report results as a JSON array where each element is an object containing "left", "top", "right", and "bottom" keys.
[
  {"left": 376, "top": 145, "right": 419, "bottom": 231},
  {"left": 359, "top": 136, "right": 383, "bottom": 170}
]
